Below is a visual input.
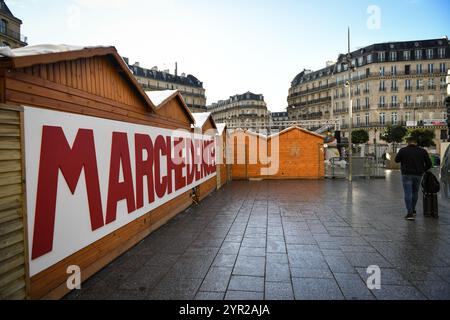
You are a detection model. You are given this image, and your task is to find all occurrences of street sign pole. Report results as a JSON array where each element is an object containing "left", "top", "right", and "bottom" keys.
[{"left": 347, "top": 28, "right": 353, "bottom": 182}]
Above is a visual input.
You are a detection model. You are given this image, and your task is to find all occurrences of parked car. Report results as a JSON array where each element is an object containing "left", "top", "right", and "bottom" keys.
[{"left": 442, "top": 145, "right": 450, "bottom": 199}]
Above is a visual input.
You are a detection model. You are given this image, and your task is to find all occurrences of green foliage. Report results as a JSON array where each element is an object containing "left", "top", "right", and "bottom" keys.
[
  {"left": 352, "top": 129, "right": 369, "bottom": 144},
  {"left": 408, "top": 129, "right": 436, "bottom": 147},
  {"left": 380, "top": 126, "right": 408, "bottom": 144}
]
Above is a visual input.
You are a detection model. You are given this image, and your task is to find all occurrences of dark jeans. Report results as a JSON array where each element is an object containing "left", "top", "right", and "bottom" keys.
[{"left": 401, "top": 174, "right": 423, "bottom": 214}]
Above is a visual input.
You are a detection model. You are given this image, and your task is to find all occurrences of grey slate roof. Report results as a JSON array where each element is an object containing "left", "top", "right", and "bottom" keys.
[{"left": 0, "top": 0, "right": 21, "bottom": 22}]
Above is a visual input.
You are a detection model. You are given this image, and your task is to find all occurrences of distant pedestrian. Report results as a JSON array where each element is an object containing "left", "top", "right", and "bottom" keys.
[
  {"left": 395, "top": 137, "right": 432, "bottom": 221},
  {"left": 381, "top": 152, "right": 387, "bottom": 167}
]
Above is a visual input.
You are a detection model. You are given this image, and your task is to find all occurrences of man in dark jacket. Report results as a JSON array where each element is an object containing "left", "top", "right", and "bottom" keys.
[{"left": 395, "top": 137, "right": 432, "bottom": 221}]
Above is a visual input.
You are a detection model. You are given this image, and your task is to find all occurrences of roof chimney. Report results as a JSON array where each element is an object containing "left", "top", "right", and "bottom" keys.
[{"left": 175, "top": 62, "right": 178, "bottom": 76}]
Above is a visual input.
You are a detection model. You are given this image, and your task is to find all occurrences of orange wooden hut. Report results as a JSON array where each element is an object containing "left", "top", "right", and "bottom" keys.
[
  {"left": 230, "top": 127, "right": 325, "bottom": 180},
  {"left": 267, "top": 127, "right": 325, "bottom": 179}
]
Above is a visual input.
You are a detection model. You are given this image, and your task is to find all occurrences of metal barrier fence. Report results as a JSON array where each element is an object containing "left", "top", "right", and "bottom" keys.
[{"left": 325, "top": 156, "right": 386, "bottom": 179}]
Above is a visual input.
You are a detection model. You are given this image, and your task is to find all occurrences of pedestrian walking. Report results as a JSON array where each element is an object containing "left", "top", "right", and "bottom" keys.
[{"left": 395, "top": 137, "right": 432, "bottom": 221}]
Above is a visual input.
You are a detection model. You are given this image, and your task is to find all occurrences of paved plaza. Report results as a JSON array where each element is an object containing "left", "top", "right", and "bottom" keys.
[{"left": 67, "top": 171, "right": 450, "bottom": 300}]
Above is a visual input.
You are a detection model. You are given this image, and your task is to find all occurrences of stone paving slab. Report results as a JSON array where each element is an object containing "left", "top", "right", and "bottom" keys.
[{"left": 66, "top": 171, "right": 450, "bottom": 300}]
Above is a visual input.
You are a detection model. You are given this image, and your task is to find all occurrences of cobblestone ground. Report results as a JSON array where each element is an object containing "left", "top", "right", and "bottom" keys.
[{"left": 67, "top": 171, "right": 450, "bottom": 300}]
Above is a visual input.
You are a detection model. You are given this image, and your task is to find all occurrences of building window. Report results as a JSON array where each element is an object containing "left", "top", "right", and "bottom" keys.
[
  {"left": 415, "top": 49, "right": 422, "bottom": 60},
  {"left": 365, "top": 113, "right": 370, "bottom": 126},
  {"left": 416, "top": 64, "right": 423, "bottom": 74},
  {"left": 416, "top": 95, "right": 423, "bottom": 105},
  {"left": 380, "top": 113, "right": 386, "bottom": 125},
  {"left": 367, "top": 54, "right": 373, "bottom": 64},
  {"left": 391, "top": 95, "right": 398, "bottom": 107},
  {"left": 405, "top": 112, "right": 411, "bottom": 122},
  {"left": 356, "top": 115, "right": 361, "bottom": 126},
  {"left": 428, "top": 78, "right": 435, "bottom": 90},
  {"left": 403, "top": 51, "right": 411, "bottom": 61},
  {"left": 405, "top": 79, "right": 412, "bottom": 90},
  {"left": 0, "top": 19, "right": 6, "bottom": 34},
  {"left": 379, "top": 67, "right": 385, "bottom": 76},
  {"left": 426, "top": 49, "right": 434, "bottom": 59},
  {"left": 391, "top": 113, "right": 398, "bottom": 125},
  {"left": 391, "top": 79, "right": 398, "bottom": 91},
  {"left": 379, "top": 80, "right": 386, "bottom": 91},
  {"left": 378, "top": 52, "right": 386, "bottom": 62},
  {"left": 405, "top": 65, "right": 411, "bottom": 75},
  {"left": 405, "top": 95, "right": 412, "bottom": 106},
  {"left": 390, "top": 51, "right": 397, "bottom": 61},
  {"left": 391, "top": 65, "right": 397, "bottom": 76},
  {"left": 438, "top": 48, "right": 446, "bottom": 59},
  {"left": 428, "top": 63, "right": 434, "bottom": 74},
  {"left": 440, "top": 63, "right": 446, "bottom": 73},
  {"left": 358, "top": 56, "right": 364, "bottom": 66},
  {"left": 417, "top": 79, "right": 424, "bottom": 89},
  {"left": 365, "top": 97, "right": 370, "bottom": 108},
  {"left": 379, "top": 96, "right": 386, "bottom": 107}
]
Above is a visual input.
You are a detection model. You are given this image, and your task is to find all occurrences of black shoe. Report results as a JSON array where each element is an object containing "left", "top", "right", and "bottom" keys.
[{"left": 405, "top": 214, "right": 415, "bottom": 221}]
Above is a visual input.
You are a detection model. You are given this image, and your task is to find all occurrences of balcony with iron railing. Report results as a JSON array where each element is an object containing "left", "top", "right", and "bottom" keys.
[
  {"left": 0, "top": 27, "right": 27, "bottom": 45},
  {"left": 341, "top": 121, "right": 407, "bottom": 129},
  {"left": 385, "top": 101, "right": 444, "bottom": 109},
  {"left": 334, "top": 108, "right": 349, "bottom": 115},
  {"left": 290, "top": 69, "right": 449, "bottom": 95},
  {"left": 288, "top": 82, "right": 338, "bottom": 99},
  {"left": 377, "top": 103, "right": 399, "bottom": 110},
  {"left": 288, "top": 97, "right": 331, "bottom": 109}
]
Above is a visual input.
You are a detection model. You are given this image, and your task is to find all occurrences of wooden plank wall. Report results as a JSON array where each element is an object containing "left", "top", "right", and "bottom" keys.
[
  {"left": 4, "top": 57, "right": 190, "bottom": 130},
  {"left": 0, "top": 104, "right": 28, "bottom": 300},
  {"left": 197, "top": 118, "right": 217, "bottom": 200},
  {"left": 0, "top": 57, "right": 199, "bottom": 299},
  {"left": 231, "top": 131, "right": 248, "bottom": 180},
  {"left": 217, "top": 133, "right": 228, "bottom": 189}
]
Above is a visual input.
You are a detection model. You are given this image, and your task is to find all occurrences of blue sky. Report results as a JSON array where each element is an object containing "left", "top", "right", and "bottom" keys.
[{"left": 7, "top": 0, "right": 450, "bottom": 111}]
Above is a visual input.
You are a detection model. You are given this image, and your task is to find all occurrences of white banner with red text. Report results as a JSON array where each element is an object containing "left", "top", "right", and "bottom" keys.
[{"left": 24, "top": 107, "right": 216, "bottom": 276}]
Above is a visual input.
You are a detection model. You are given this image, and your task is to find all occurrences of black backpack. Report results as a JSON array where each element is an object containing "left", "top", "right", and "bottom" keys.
[{"left": 422, "top": 171, "right": 440, "bottom": 194}]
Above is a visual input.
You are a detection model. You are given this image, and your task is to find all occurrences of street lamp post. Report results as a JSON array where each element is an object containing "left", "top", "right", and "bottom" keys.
[{"left": 346, "top": 28, "right": 354, "bottom": 182}]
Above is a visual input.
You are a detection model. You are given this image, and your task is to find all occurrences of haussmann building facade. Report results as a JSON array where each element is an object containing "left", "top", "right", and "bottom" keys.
[
  {"left": 287, "top": 37, "right": 450, "bottom": 147},
  {"left": 207, "top": 92, "right": 270, "bottom": 130}
]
